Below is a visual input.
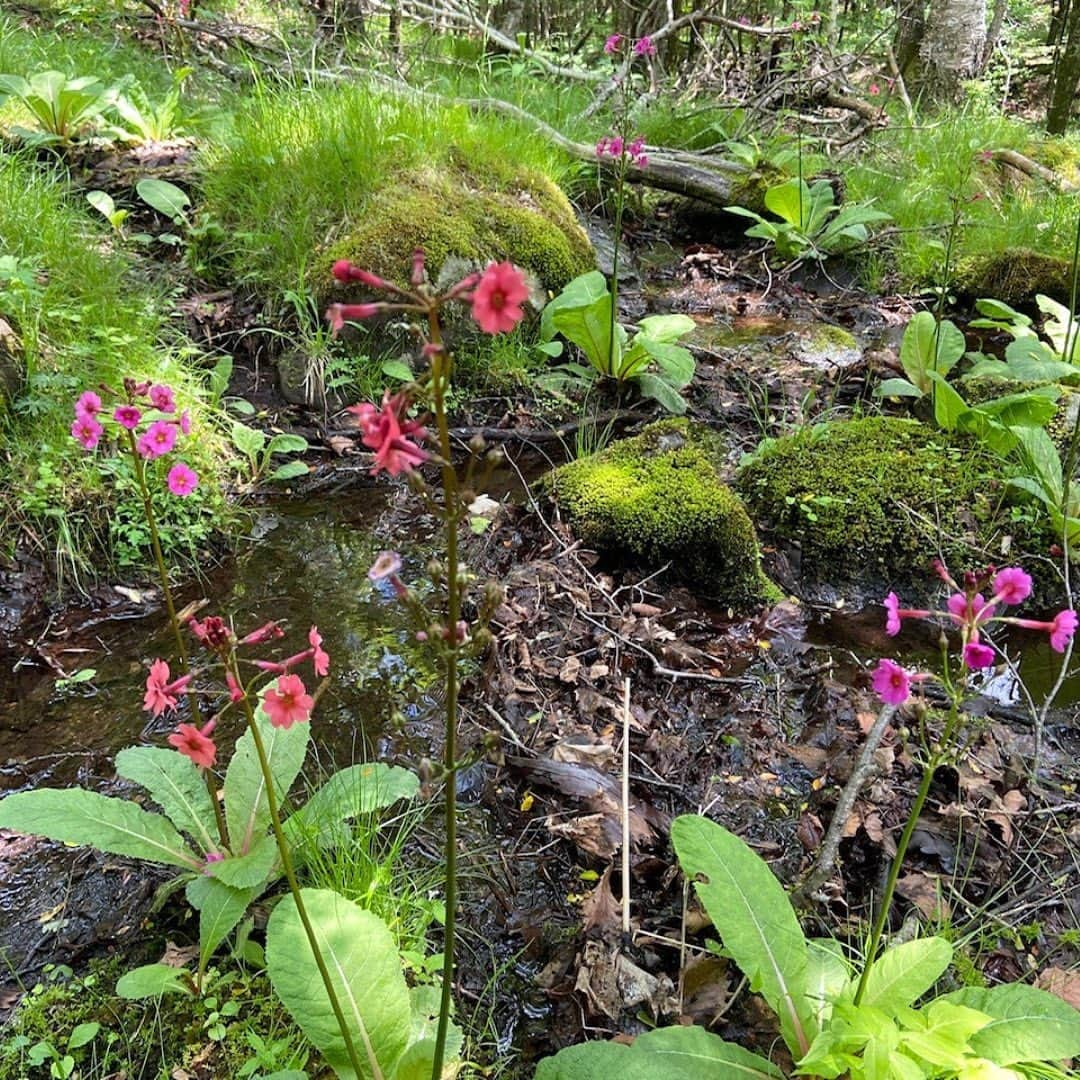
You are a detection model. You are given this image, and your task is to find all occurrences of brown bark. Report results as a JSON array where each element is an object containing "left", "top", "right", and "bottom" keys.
[
  {"left": 917, "top": 0, "right": 988, "bottom": 99},
  {"left": 1048, "top": 0, "right": 1080, "bottom": 133}
]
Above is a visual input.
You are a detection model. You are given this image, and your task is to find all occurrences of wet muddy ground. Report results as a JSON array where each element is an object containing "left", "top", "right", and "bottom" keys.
[{"left": 2, "top": 228, "right": 1079, "bottom": 1067}]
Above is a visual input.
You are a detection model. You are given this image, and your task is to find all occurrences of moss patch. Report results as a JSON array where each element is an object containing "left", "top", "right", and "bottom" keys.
[
  {"left": 546, "top": 420, "right": 774, "bottom": 608},
  {"left": 955, "top": 248, "right": 1074, "bottom": 307},
  {"left": 321, "top": 160, "right": 593, "bottom": 302},
  {"left": 736, "top": 417, "right": 1031, "bottom": 586}
]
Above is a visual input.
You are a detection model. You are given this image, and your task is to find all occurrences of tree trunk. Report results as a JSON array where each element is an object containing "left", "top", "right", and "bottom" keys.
[
  {"left": 1048, "top": 0, "right": 1080, "bottom": 133},
  {"left": 916, "top": 0, "right": 987, "bottom": 99},
  {"left": 894, "top": 0, "right": 926, "bottom": 75}
]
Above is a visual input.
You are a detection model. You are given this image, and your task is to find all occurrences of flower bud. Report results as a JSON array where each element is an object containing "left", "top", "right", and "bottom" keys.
[
  {"left": 469, "top": 434, "right": 487, "bottom": 455},
  {"left": 486, "top": 448, "right": 505, "bottom": 466},
  {"left": 427, "top": 559, "right": 444, "bottom": 581}
]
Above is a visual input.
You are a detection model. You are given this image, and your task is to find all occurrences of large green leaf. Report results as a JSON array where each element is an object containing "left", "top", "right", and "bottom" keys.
[
  {"left": 116, "top": 963, "right": 193, "bottom": 1000},
  {"left": 636, "top": 372, "right": 688, "bottom": 415},
  {"left": 941, "top": 984, "right": 1080, "bottom": 1065},
  {"left": 392, "top": 986, "right": 464, "bottom": 1080},
  {"left": 136, "top": 177, "right": 190, "bottom": 220},
  {"left": 1003, "top": 337, "right": 1078, "bottom": 382},
  {"left": 672, "top": 814, "right": 812, "bottom": 1056},
  {"left": 765, "top": 178, "right": 816, "bottom": 229},
  {"left": 636, "top": 314, "right": 696, "bottom": 344},
  {"left": 900, "top": 312, "right": 966, "bottom": 393},
  {"left": 534, "top": 1026, "right": 782, "bottom": 1080},
  {"left": 1036, "top": 294, "right": 1080, "bottom": 362},
  {"left": 637, "top": 338, "right": 695, "bottom": 387},
  {"left": 266, "top": 888, "right": 411, "bottom": 1080},
  {"left": 186, "top": 875, "right": 259, "bottom": 966},
  {"left": 209, "top": 833, "right": 279, "bottom": 887},
  {"left": 115, "top": 746, "right": 217, "bottom": 853},
  {"left": 858, "top": 938, "right": 952, "bottom": 1015},
  {"left": 1012, "top": 426, "right": 1064, "bottom": 501},
  {"left": 224, "top": 704, "right": 310, "bottom": 855},
  {"left": 283, "top": 764, "right": 419, "bottom": 849},
  {"left": 0, "top": 788, "right": 201, "bottom": 870},
  {"left": 927, "top": 372, "right": 968, "bottom": 431}
]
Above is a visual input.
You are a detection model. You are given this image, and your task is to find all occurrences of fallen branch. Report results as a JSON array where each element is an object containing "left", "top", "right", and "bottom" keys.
[
  {"left": 987, "top": 148, "right": 1080, "bottom": 192},
  {"left": 793, "top": 704, "right": 896, "bottom": 904}
]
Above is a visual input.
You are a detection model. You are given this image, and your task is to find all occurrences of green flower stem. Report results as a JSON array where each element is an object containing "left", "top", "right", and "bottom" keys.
[
  {"left": 428, "top": 308, "right": 463, "bottom": 1080},
  {"left": 126, "top": 431, "right": 229, "bottom": 852},
  {"left": 853, "top": 702, "right": 961, "bottom": 1005},
  {"left": 232, "top": 662, "right": 375, "bottom": 1080},
  {"left": 607, "top": 152, "right": 628, "bottom": 379}
]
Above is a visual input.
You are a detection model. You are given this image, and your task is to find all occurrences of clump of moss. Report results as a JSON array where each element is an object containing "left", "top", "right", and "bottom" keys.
[
  {"left": 955, "top": 248, "right": 1074, "bottom": 307},
  {"left": 546, "top": 419, "right": 774, "bottom": 608},
  {"left": 321, "top": 161, "right": 593, "bottom": 302},
  {"left": 736, "top": 417, "right": 1025, "bottom": 585},
  {"left": 0, "top": 959, "right": 304, "bottom": 1080}
]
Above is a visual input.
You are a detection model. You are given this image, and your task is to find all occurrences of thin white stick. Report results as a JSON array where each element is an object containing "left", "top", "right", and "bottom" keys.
[{"left": 622, "top": 677, "right": 632, "bottom": 935}]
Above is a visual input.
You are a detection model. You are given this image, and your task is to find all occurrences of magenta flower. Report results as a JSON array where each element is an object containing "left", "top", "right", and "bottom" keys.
[
  {"left": 309, "top": 626, "right": 330, "bottom": 677},
  {"left": 262, "top": 673, "right": 314, "bottom": 729},
  {"left": 114, "top": 404, "right": 142, "bottom": 429},
  {"left": 872, "top": 658, "right": 911, "bottom": 705},
  {"left": 471, "top": 261, "right": 529, "bottom": 335},
  {"left": 963, "top": 642, "right": 996, "bottom": 670},
  {"left": 76, "top": 391, "right": 102, "bottom": 418},
  {"left": 608, "top": 135, "right": 624, "bottom": 157},
  {"left": 632, "top": 35, "right": 656, "bottom": 56},
  {"left": 1050, "top": 610, "right": 1078, "bottom": 652},
  {"left": 369, "top": 550, "right": 403, "bottom": 581},
  {"left": 71, "top": 415, "right": 104, "bottom": 450},
  {"left": 992, "top": 567, "right": 1033, "bottom": 606},
  {"left": 225, "top": 670, "right": 245, "bottom": 703},
  {"left": 149, "top": 384, "right": 176, "bottom": 414},
  {"left": 883, "top": 591, "right": 931, "bottom": 636},
  {"left": 167, "top": 461, "right": 198, "bottom": 496},
  {"left": 947, "top": 592, "right": 995, "bottom": 628},
  {"left": 179, "top": 409, "right": 191, "bottom": 435},
  {"left": 869, "top": 83, "right": 880, "bottom": 96},
  {"left": 239, "top": 621, "right": 284, "bottom": 646},
  {"left": 137, "top": 419, "right": 178, "bottom": 459},
  {"left": 604, "top": 33, "right": 621, "bottom": 54}
]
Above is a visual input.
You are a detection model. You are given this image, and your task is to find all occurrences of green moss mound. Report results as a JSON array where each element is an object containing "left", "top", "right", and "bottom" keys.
[
  {"left": 955, "top": 248, "right": 1074, "bottom": 307},
  {"left": 321, "top": 161, "right": 593, "bottom": 300},
  {"left": 546, "top": 420, "right": 773, "bottom": 608},
  {"left": 736, "top": 417, "right": 1022, "bottom": 584}
]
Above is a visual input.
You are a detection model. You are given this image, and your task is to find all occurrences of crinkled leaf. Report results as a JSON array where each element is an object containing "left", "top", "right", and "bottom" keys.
[{"left": 0, "top": 788, "right": 200, "bottom": 870}]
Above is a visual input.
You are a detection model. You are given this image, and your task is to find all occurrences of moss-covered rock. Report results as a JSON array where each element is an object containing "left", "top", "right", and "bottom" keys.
[
  {"left": 0, "top": 316, "right": 24, "bottom": 417},
  {"left": 736, "top": 417, "right": 1030, "bottom": 586},
  {"left": 320, "top": 157, "right": 593, "bottom": 302},
  {"left": 545, "top": 420, "right": 774, "bottom": 608},
  {"left": 955, "top": 248, "right": 1074, "bottom": 307}
]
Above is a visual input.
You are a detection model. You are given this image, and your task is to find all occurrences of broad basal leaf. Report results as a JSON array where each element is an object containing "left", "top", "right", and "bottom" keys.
[
  {"left": 672, "top": 814, "right": 812, "bottom": 1056},
  {"left": 224, "top": 704, "right": 310, "bottom": 855},
  {"left": 0, "top": 788, "right": 201, "bottom": 870},
  {"left": 858, "top": 937, "right": 952, "bottom": 1015},
  {"left": 942, "top": 984, "right": 1080, "bottom": 1065},
  {"left": 116, "top": 963, "right": 193, "bottom": 1000},
  {"left": 266, "top": 888, "right": 411, "bottom": 1080},
  {"left": 186, "top": 875, "right": 259, "bottom": 967},
  {"left": 115, "top": 745, "right": 217, "bottom": 853}
]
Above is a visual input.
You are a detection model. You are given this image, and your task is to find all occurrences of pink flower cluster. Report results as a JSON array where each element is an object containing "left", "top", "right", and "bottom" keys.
[
  {"left": 872, "top": 564, "right": 1077, "bottom": 706},
  {"left": 72, "top": 380, "right": 198, "bottom": 496},
  {"left": 604, "top": 33, "right": 656, "bottom": 57},
  {"left": 596, "top": 134, "right": 649, "bottom": 169},
  {"left": 145, "top": 618, "right": 331, "bottom": 768},
  {"left": 348, "top": 391, "right": 429, "bottom": 477}
]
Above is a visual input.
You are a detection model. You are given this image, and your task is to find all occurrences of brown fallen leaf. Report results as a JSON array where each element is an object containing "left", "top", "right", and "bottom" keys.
[
  {"left": 160, "top": 941, "right": 199, "bottom": 968},
  {"left": 1035, "top": 966, "right": 1080, "bottom": 1009},
  {"left": 581, "top": 865, "right": 621, "bottom": 933},
  {"left": 895, "top": 872, "right": 950, "bottom": 921},
  {"left": 680, "top": 954, "right": 731, "bottom": 1025}
]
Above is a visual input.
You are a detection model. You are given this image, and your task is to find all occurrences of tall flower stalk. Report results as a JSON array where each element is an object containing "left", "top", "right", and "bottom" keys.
[
  {"left": 329, "top": 252, "right": 526, "bottom": 1080},
  {"left": 854, "top": 563, "right": 1076, "bottom": 1003}
]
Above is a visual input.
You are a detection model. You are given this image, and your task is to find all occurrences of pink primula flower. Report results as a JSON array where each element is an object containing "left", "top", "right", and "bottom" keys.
[
  {"left": 327, "top": 302, "right": 384, "bottom": 335},
  {"left": 179, "top": 409, "right": 192, "bottom": 435},
  {"left": 262, "top": 673, "right": 314, "bottom": 729},
  {"left": 348, "top": 392, "right": 429, "bottom": 477},
  {"left": 963, "top": 641, "right": 996, "bottom": 670},
  {"left": 225, "top": 669, "right": 245, "bottom": 703},
  {"left": 309, "top": 626, "right": 330, "bottom": 677},
  {"left": 1050, "top": 609, "right": 1078, "bottom": 652},
  {"left": 137, "top": 419, "right": 178, "bottom": 459},
  {"left": 369, "top": 550, "right": 403, "bottom": 581},
  {"left": 471, "top": 261, "right": 529, "bottom": 335},
  {"left": 632, "top": 35, "right": 656, "bottom": 56},
  {"left": 604, "top": 33, "right": 621, "bottom": 54},
  {"left": 71, "top": 415, "right": 104, "bottom": 450},
  {"left": 239, "top": 621, "right": 284, "bottom": 646},
  {"left": 114, "top": 404, "right": 142, "bottom": 429},
  {"left": 872, "top": 658, "right": 911, "bottom": 705},
  {"left": 150, "top": 384, "right": 176, "bottom": 414},
  {"left": 947, "top": 592, "right": 995, "bottom": 628},
  {"left": 76, "top": 391, "right": 102, "bottom": 419},
  {"left": 168, "top": 721, "right": 216, "bottom": 768},
  {"left": 167, "top": 461, "right": 199, "bottom": 496},
  {"left": 992, "top": 567, "right": 1032, "bottom": 606},
  {"left": 143, "top": 659, "right": 192, "bottom": 717}
]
